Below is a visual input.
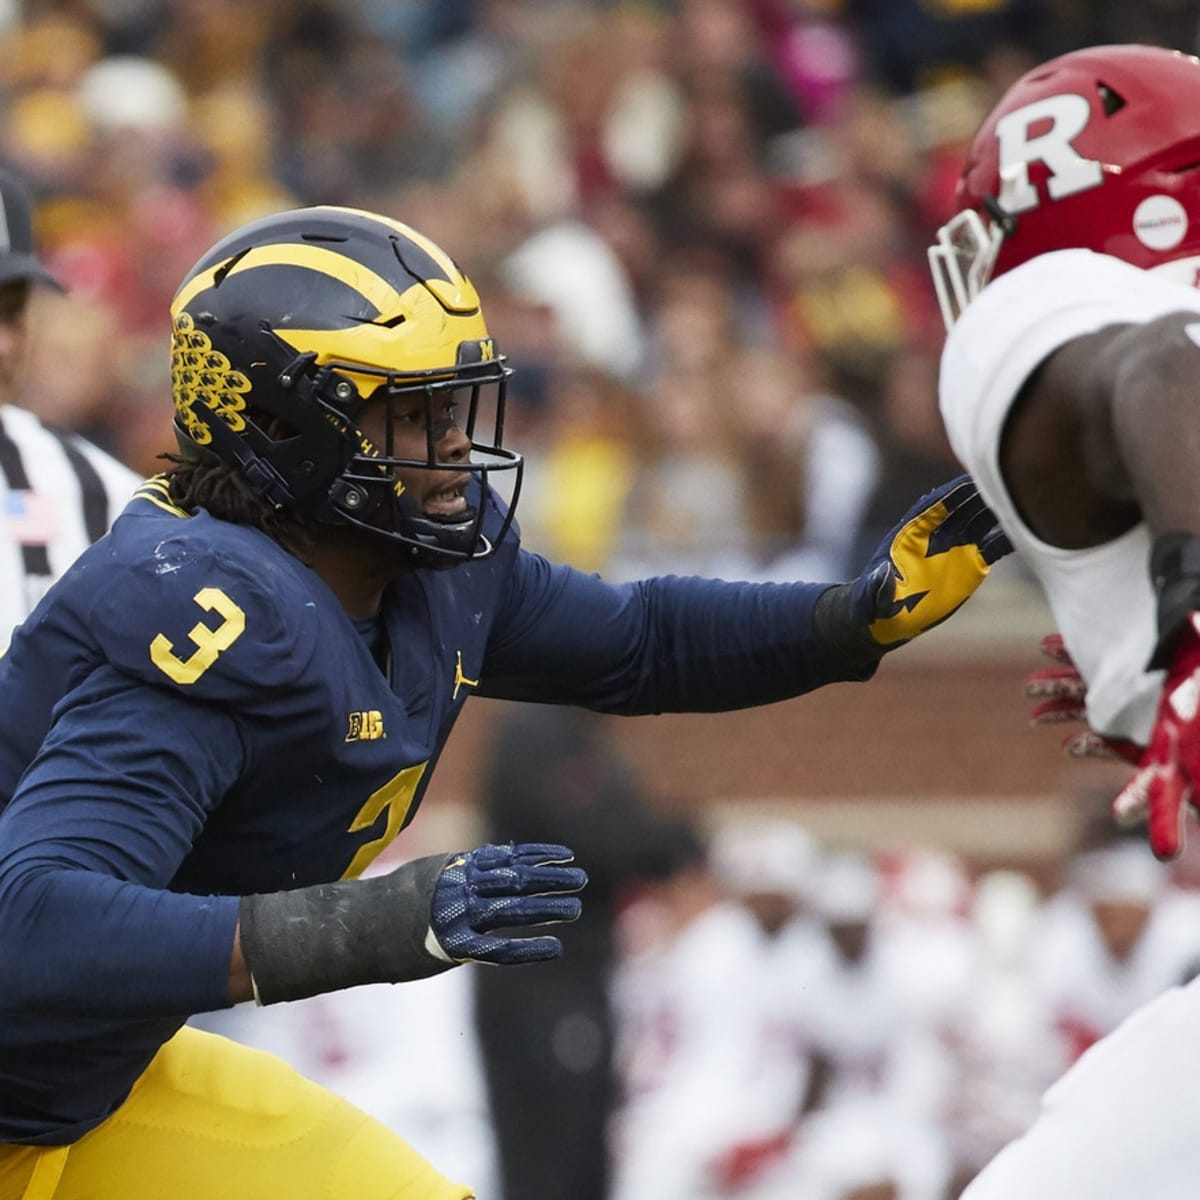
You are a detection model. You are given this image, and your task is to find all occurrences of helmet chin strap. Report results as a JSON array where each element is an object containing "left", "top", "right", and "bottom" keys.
[
  {"left": 394, "top": 493, "right": 489, "bottom": 565},
  {"left": 326, "top": 474, "right": 490, "bottom": 568},
  {"left": 982, "top": 192, "right": 1018, "bottom": 237}
]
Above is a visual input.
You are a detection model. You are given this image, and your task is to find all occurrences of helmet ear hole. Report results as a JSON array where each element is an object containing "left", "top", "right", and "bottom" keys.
[
  {"left": 260, "top": 413, "right": 299, "bottom": 442},
  {"left": 1097, "top": 83, "right": 1125, "bottom": 116}
]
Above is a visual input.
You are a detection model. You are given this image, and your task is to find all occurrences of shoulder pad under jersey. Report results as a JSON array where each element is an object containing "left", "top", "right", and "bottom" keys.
[{"left": 89, "top": 504, "right": 322, "bottom": 702}]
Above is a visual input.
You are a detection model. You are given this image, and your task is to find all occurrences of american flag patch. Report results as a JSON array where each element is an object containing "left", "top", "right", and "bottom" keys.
[{"left": 5, "top": 490, "right": 59, "bottom": 546}]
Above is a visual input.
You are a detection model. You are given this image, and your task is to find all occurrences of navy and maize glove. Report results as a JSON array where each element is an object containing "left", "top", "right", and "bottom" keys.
[
  {"left": 817, "top": 475, "right": 1012, "bottom": 660},
  {"left": 239, "top": 841, "right": 587, "bottom": 1005},
  {"left": 426, "top": 842, "right": 587, "bottom": 966}
]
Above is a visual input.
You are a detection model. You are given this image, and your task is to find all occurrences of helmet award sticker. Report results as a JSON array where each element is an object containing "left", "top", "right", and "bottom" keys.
[{"left": 1134, "top": 195, "right": 1187, "bottom": 250}]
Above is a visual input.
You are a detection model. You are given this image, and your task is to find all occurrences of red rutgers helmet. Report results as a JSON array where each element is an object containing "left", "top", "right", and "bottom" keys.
[{"left": 929, "top": 45, "right": 1200, "bottom": 328}]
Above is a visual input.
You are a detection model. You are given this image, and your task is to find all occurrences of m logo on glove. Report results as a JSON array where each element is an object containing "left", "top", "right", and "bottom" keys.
[{"left": 862, "top": 477, "right": 1012, "bottom": 649}]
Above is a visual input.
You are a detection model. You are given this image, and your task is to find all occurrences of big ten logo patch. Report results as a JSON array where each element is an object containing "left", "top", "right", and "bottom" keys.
[{"left": 346, "top": 709, "right": 386, "bottom": 742}]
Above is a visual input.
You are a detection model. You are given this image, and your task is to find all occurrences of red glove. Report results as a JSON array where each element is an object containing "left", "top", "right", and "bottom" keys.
[
  {"left": 1112, "top": 613, "right": 1200, "bottom": 861},
  {"left": 1024, "top": 634, "right": 1143, "bottom": 763}
]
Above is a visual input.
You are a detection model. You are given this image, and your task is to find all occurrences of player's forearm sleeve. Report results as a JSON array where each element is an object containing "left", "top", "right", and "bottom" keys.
[
  {"left": 0, "top": 867, "right": 239, "bottom": 1016},
  {"left": 483, "top": 556, "right": 877, "bottom": 713}
]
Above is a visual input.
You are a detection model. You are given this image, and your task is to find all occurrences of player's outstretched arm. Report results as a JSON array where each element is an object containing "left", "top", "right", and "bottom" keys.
[
  {"left": 234, "top": 842, "right": 587, "bottom": 1004},
  {"left": 813, "top": 474, "right": 1011, "bottom": 659}
]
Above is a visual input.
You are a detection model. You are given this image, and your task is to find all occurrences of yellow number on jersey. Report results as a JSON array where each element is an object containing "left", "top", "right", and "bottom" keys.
[
  {"left": 342, "top": 761, "right": 428, "bottom": 879},
  {"left": 150, "top": 586, "right": 246, "bottom": 685}
]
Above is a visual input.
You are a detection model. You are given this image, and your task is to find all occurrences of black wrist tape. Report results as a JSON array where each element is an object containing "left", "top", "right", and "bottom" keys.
[
  {"left": 1149, "top": 532, "right": 1200, "bottom": 669},
  {"left": 239, "top": 852, "right": 457, "bottom": 1005},
  {"left": 813, "top": 581, "right": 887, "bottom": 663}
]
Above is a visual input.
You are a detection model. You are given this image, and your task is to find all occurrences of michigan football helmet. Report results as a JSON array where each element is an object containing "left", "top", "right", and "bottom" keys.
[
  {"left": 169, "top": 205, "right": 522, "bottom": 566},
  {"left": 930, "top": 45, "right": 1200, "bottom": 328}
]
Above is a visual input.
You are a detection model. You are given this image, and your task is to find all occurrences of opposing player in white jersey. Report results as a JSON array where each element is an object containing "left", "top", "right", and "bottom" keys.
[
  {"left": 0, "top": 166, "right": 139, "bottom": 636},
  {"left": 929, "top": 43, "right": 1200, "bottom": 1198}
]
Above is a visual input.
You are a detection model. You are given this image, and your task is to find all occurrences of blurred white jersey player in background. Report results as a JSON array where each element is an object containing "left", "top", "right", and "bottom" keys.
[
  {"left": 929, "top": 41, "right": 1200, "bottom": 1199},
  {"left": 791, "top": 849, "right": 972, "bottom": 1200},
  {"left": 1028, "top": 841, "right": 1200, "bottom": 1065},
  {"left": 609, "top": 818, "right": 824, "bottom": 1200}
]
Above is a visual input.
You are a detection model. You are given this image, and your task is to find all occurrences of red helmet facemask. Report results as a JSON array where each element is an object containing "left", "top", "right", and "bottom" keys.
[{"left": 930, "top": 45, "right": 1200, "bottom": 329}]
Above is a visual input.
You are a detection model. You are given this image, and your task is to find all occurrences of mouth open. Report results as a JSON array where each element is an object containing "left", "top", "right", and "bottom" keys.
[{"left": 424, "top": 477, "right": 470, "bottom": 519}]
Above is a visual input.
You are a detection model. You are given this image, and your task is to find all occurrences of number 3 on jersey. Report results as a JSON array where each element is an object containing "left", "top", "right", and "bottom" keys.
[{"left": 150, "top": 586, "right": 246, "bottom": 684}]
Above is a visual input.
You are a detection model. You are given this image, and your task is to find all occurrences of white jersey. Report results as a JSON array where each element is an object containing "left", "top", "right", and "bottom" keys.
[
  {"left": 939, "top": 249, "right": 1200, "bottom": 743},
  {"left": 610, "top": 901, "right": 822, "bottom": 1200},
  {"left": 1028, "top": 887, "right": 1200, "bottom": 1060},
  {"left": 0, "top": 404, "right": 140, "bottom": 640}
]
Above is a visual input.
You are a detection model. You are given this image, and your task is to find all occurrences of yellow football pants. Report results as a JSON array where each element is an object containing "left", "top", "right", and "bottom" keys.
[{"left": 0, "top": 1026, "right": 473, "bottom": 1200}]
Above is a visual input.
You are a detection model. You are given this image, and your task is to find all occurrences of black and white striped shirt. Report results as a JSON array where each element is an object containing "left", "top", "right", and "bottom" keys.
[{"left": 0, "top": 404, "right": 141, "bottom": 639}]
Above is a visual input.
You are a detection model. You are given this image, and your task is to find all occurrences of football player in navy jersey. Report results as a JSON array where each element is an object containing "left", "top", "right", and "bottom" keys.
[{"left": 0, "top": 205, "right": 1008, "bottom": 1200}]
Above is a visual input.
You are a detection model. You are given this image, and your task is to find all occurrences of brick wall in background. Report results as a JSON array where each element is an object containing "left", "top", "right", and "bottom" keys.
[{"left": 424, "top": 647, "right": 1133, "bottom": 873}]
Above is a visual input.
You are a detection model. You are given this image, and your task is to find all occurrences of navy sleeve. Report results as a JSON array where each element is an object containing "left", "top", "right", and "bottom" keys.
[
  {"left": 480, "top": 552, "right": 876, "bottom": 713},
  {"left": 0, "top": 667, "right": 243, "bottom": 1017}
]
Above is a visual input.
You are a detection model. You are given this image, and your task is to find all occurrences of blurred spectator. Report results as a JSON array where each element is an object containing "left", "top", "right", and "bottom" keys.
[
  {"left": 472, "top": 703, "right": 668, "bottom": 1200},
  {"left": 611, "top": 360, "right": 754, "bottom": 579},
  {"left": 794, "top": 1098, "right": 945, "bottom": 1200},
  {"left": 702, "top": 817, "right": 829, "bottom": 1198},
  {"left": 610, "top": 814, "right": 824, "bottom": 1200},
  {"left": 771, "top": 179, "right": 931, "bottom": 413},
  {"left": 721, "top": 344, "right": 880, "bottom": 582},
  {"left": 1028, "top": 838, "right": 1200, "bottom": 1067},
  {"left": 1085, "top": 0, "right": 1200, "bottom": 52},
  {"left": 939, "top": 869, "right": 1055, "bottom": 1195},
  {"left": 517, "top": 365, "right": 649, "bottom": 571},
  {"left": 263, "top": 2, "right": 441, "bottom": 202},
  {"left": 846, "top": 0, "right": 1063, "bottom": 95},
  {"left": 499, "top": 218, "right": 645, "bottom": 380},
  {"left": 791, "top": 849, "right": 961, "bottom": 1200},
  {"left": 854, "top": 346, "right": 959, "bottom": 567},
  {"left": 750, "top": 0, "right": 862, "bottom": 128}
]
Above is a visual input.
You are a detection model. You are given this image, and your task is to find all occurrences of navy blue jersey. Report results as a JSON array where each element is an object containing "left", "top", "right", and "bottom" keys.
[{"left": 0, "top": 478, "right": 870, "bottom": 1143}]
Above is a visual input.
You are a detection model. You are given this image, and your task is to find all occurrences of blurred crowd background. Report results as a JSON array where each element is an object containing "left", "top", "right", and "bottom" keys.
[
  {"left": 9, "top": 1, "right": 1200, "bottom": 1198},
  {"left": 9, "top": 0, "right": 1197, "bottom": 583}
]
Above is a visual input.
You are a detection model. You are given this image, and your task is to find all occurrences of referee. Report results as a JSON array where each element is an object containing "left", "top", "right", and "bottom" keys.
[{"left": 0, "top": 166, "right": 140, "bottom": 639}]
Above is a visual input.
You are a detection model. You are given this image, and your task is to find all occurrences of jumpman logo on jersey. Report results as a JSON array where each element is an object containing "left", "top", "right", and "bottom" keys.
[{"left": 453, "top": 650, "right": 479, "bottom": 700}]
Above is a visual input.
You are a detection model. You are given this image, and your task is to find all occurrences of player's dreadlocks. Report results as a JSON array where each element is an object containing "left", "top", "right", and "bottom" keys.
[{"left": 162, "top": 457, "right": 315, "bottom": 561}]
